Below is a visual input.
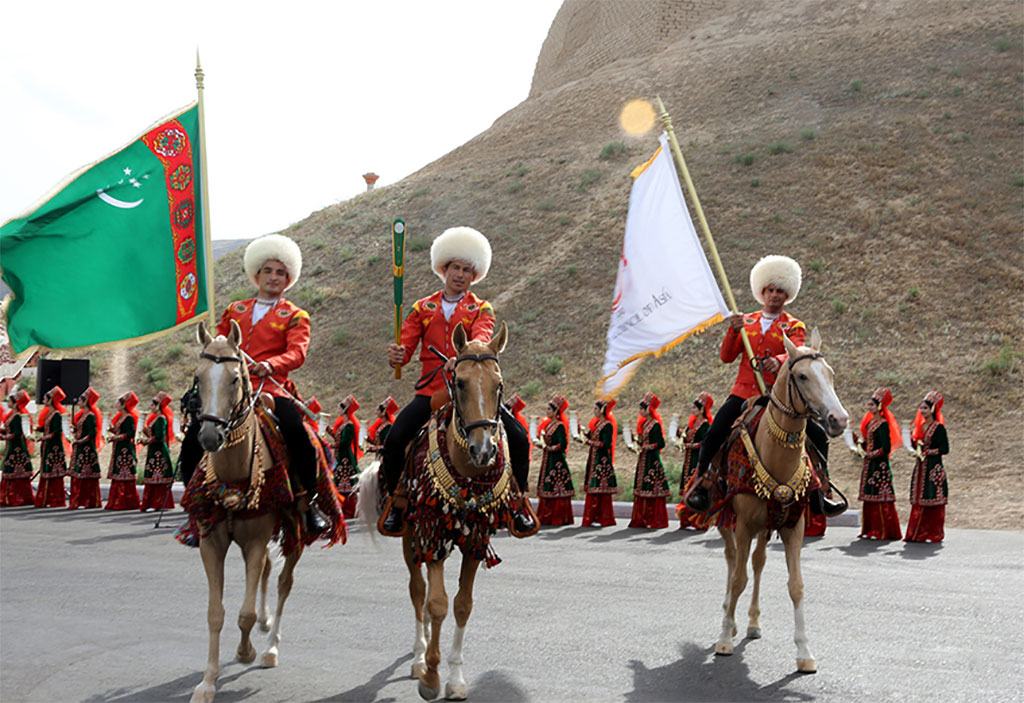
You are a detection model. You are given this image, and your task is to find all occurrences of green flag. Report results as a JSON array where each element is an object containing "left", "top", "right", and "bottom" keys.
[{"left": 1, "top": 103, "right": 208, "bottom": 354}]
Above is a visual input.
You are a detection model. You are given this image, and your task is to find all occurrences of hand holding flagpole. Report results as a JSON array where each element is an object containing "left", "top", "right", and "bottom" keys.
[{"left": 392, "top": 219, "right": 406, "bottom": 380}]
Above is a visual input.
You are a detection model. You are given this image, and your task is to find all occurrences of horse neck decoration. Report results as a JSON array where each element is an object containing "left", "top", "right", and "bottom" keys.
[
  {"left": 715, "top": 326, "right": 848, "bottom": 676},
  {"left": 189, "top": 320, "right": 302, "bottom": 703}
]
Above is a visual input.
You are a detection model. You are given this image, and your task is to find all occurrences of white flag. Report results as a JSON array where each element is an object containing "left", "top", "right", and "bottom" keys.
[{"left": 598, "top": 133, "right": 729, "bottom": 398}]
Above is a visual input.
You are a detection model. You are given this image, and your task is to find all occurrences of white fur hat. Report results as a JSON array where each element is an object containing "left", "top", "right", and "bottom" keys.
[
  {"left": 749, "top": 255, "right": 801, "bottom": 305},
  {"left": 430, "top": 227, "right": 491, "bottom": 283},
  {"left": 244, "top": 234, "right": 302, "bottom": 291}
]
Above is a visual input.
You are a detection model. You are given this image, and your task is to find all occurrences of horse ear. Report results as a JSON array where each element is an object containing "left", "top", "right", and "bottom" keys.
[
  {"left": 810, "top": 326, "right": 822, "bottom": 352},
  {"left": 782, "top": 331, "right": 798, "bottom": 358},
  {"left": 452, "top": 322, "right": 468, "bottom": 353},
  {"left": 488, "top": 321, "right": 508, "bottom": 355},
  {"left": 197, "top": 320, "right": 212, "bottom": 348},
  {"left": 228, "top": 319, "right": 242, "bottom": 349}
]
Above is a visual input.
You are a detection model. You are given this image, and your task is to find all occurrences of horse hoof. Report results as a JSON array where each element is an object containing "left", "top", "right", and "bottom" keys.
[
  {"left": 418, "top": 681, "right": 440, "bottom": 700},
  {"left": 190, "top": 681, "right": 217, "bottom": 703},
  {"left": 797, "top": 658, "right": 817, "bottom": 674},
  {"left": 715, "top": 642, "right": 734, "bottom": 656},
  {"left": 237, "top": 644, "right": 257, "bottom": 664},
  {"left": 259, "top": 617, "right": 273, "bottom": 633},
  {"left": 747, "top": 626, "right": 762, "bottom": 639},
  {"left": 445, "top": 681, "right": 468, "bottom": 700},
  {"left": 260, "top": 652, "right": 279, "bottom": 668},
  {"left": 411, "top": 663, "right": 427, "bottom": 679}
]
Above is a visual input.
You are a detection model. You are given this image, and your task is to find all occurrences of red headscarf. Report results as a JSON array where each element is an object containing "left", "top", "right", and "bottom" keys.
[
  {"left": 548, "top": 394, "right": 569, "bottom": 438},
  {"left": 74, "top": 387, "right": 104, "bottom": 451},
  {"left": 507, "top": 393, "right": 528, "bottom": 431},
  {"left": 688, "top": 391, "right": 714, "bottom": 431},
  {"left": 637, "top": 392, "right": 663, "bottom": 436},
  {"left": 11, "top": 390, "right": 33, "bottom": 451},
  {"left": 367, "top": 396, "right": 398, "bottom": 442},
  {"left": 36, "top": 385, "right": 67, "bottom": 429},
  {"left": 860, "top": 387, "right": 902, "bottom": 450},
  {"left": 111, "top": 391, "right": 140, "bottom": 436},
  {"left": 588, "top": 398, "right": 618, "bottom": 464},
  {"left": 912, "top": 391, "right": 945, "bottom": 443},
  {"left": 332, "top": 395, "right": 363, "bottom": 460},
  {"left": 144, "top": 392, "right": 175, "bottom": 445},
  {"left": 305, "top": 396, "right": 322, "bottom": 433}
]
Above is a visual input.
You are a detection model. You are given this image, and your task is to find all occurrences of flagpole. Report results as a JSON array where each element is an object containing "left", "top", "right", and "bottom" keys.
[
  {"left": 195, "top": 51, "right": 216, "bottom": 328},
  {"left": 656, "top": 95, "right": 766, "bottom": 395}
]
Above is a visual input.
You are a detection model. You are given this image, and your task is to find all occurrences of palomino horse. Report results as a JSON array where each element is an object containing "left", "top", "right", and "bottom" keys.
[
  {"left": 188, "top": 320, "right": 304, "bottom": 703},
  {"left": 360, "top": 321, "right": 519, "bottom": 701},
  {"left": 715, "top": 327, "right": 848, "bottom": 673}
]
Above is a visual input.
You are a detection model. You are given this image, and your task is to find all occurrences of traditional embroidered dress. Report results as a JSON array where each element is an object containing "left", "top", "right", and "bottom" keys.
[
  {"left": 0, "top": 391, "right": 34, "bottom": 506},
  {"left": 905, "top": 392, "right": 949, "bottom": 543},
  {"left": 857, "top": 415, "right": 901, "bottom": 540},
  {"left": 106, "top": 394, "right": 141, "bottom": 511},
  {"left": 582, "top": 400, "right": 617, "bottom": 527},
  {"left": 630, "top": 393, "right": 669, "bottom": 529},
  {"left": 330, "top": 396, "right": 362, "bottom": 518},
  {"left": 536, "top": 396, "right": 573, "bottom": 526},
  {"left": 34, "top": 392, "right": 68, "bottom": 508},
  {"left": 140, "top": 410, "right": 175, "bottom": 511},
  {"left": 68, "top": 389, "right": 103, "bottom": 509},
  {"left": 677, "top": 392, "right": 713, "bottom": 531}
]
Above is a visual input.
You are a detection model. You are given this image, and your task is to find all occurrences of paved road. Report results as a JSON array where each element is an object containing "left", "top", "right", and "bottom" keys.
[{"left": 1, "top": 506, "right": 1021, "bottom": 703}]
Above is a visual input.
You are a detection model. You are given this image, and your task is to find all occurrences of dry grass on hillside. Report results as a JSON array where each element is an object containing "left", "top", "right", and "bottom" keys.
[{"left": 81, "top": 0, "right": 1022, "bottom": 528}]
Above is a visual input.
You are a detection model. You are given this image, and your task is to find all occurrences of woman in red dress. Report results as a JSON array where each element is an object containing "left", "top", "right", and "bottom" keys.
[
  {"left": 34, "top": 386, "right": 69, "bottom": 507},
  {"left": 68, "top": 387, "right": 104, "bottom": 509},
  {"left": 854, "top": 387, "right": 903, "bottom": 540},
  {"left": 905, "top": 391, "right": 949, "bottom": 543},
  {"left": 581, "top": 399, "right": 618, "bottom": 527},
  {"left": 0, "top": 390, "right": 35, "bottom": 506},
  {"left": 535, "top": 394, "right": 574, "bottom": 526},
  {"left": 629, "top": 392, "right": 669, "bottom": 529},
  {"left": 105, "top": 391, "right": 141, "bottom": 510}
]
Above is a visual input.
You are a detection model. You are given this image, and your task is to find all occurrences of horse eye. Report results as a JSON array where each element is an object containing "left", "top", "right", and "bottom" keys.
[
  {"left": 799, "top": 374, "right": 808, "bottom": 381},
  {"left": 232, "top": 377, "right": 239, "bottom": 385},
  {"left": 456, "top": 379, "right": 466, "bottom": 391}
]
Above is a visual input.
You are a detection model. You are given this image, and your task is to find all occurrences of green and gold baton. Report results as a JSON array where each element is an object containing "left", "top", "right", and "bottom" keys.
[{"left": 392, "top": 218, "right": 406, "bottom": 379}]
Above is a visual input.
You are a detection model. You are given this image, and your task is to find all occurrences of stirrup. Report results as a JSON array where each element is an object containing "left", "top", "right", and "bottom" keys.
[
  {"left": 510, "top": 497, "right": 540, "bottom": 538},
  {"left": 378, "top": 495, "right": 406, "bottom": 537}
]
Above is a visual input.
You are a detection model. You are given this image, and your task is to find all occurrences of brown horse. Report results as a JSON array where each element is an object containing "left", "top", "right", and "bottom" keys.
[
  {"left": 360, "top": 321, "right": 519, "bottom": 700},
  {"left": 715, "top": 327, "right": 848, "bottom": 673},
  {"left": 188, "top": 320, "right": 304, "bottom": 703}
]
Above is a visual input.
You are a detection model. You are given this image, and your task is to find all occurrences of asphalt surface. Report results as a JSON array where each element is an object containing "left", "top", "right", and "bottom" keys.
[{"left": 1, "top": 505, "right": 1021, "bottom": 703}]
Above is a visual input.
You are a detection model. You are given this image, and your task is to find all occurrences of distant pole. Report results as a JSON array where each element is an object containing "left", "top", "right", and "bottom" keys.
[
  {"left": 656, "top": 95, "right": 765, "bottom": 394},
  {"left": 363, "top": 172, "right": 380, "bottom": 191},
  {"left": 196, "top": 51, "right": 216, "bottom": 328}
]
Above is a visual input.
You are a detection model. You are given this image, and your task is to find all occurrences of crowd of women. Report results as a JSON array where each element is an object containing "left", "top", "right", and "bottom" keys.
[{"left": 0, "top": 382, "right": 949, "bottom": 543}]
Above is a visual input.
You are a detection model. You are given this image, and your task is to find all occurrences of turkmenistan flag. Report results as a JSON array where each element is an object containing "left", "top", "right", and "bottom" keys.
[{"left": 1, "top": 103, "right": 209, "bottom": 355}]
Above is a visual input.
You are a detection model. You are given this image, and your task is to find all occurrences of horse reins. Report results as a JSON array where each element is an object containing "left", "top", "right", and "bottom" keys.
[
  {"left": 769, "top": 351, "right": 824, "bottom": 421},
  {"left": 195, "top": 351, "right": 261, "bottom": 437},
  {"left": 426, "top": 345, "right": 503, "bottom": 450}
]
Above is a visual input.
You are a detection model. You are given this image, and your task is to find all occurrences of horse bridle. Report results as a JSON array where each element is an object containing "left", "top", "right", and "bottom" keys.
[
  {"left": 428, "top": 345, "right": 503, "bottom": 446},
  {"left": 195, "top": 351, "right": 260, "bottom": 433},
  {"left": 769, "top": 351, "right": 825, "bottom": 421}
]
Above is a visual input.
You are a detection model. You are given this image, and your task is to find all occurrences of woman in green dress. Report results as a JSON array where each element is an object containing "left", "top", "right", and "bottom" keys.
[
  {"left": 629, "top": 392, "right": 669, "bottom": 529},
  {"left": 905, "top": 391, "right": 949, "bottom": 543},
  {"left": 536, "top": 394, "right": 573, "bottom": 526},
  {"left": 68, "top": 387, "right": 103, "bottom": 509},
  {"left": 0, "top": 390, "right": 35, "bottom": 506},
  {"left": 677, "top": 391, "right": 713, "bottom": 531},
  {"left": 140, "top": 391, "right": 175, "bottom": 511},
  {"left": 34, "top": 386, "right": 68, "bottom": 507},
  {"left": 581, "top": 399, "right": 617, "bottom": 527},
  {"left": 105, "top": 391, "right": 141, "bottom": 510},
  {"left": 328, "top": 395, "right": 362, "bottom": 518},
  {"left": 854, "top": 387, "right": 903, "bottom": 540}
]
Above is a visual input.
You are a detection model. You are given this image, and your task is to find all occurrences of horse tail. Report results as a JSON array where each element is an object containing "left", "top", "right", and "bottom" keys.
[{"left": 356, "top": 460, "right": 382, "bottom": 538}]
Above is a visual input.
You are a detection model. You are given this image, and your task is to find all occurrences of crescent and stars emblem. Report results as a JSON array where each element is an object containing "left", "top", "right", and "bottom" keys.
[{"left": 96, "top": 166, "right": 148, "bottom": 209}]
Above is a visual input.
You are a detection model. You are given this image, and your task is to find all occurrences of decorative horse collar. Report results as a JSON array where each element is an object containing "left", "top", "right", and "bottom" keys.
[
  {"left": 426, "top": 414, "right": 510, "bottom": 515},
  {"left": 738, "top": 420, "right": 810, "bottom": 506}
]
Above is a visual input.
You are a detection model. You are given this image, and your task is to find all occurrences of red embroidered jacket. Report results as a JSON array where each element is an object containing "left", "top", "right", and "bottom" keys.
[
  {"left": 218, "top": 298, "right": 311, "bottom": 398},
  {"left": 720, "top": 311, "right": 806, "bottom": 399},
  {"left": 399, "top": 290, "right": 495, "bottom": 396}
]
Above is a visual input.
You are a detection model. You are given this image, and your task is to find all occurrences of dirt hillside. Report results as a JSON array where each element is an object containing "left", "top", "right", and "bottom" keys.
[{"left": 81, "top": 0, "right": 1022, "bottom": 528}]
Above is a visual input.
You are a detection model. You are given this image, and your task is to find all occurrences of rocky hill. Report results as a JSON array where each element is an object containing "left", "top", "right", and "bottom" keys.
[{"left": 81, "top": 0, "right": 1022, "bottom": 528}]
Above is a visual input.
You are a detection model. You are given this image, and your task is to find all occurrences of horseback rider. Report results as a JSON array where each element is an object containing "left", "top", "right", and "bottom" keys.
[
  {"left": 179, "top": 233, "right": 328, "bottom": 535},
  {"left": 379, "top": 226, "right": 534, "bottom": 534},
  {"left": 686, "top": 255, "right": 845, "bottom": 517}
]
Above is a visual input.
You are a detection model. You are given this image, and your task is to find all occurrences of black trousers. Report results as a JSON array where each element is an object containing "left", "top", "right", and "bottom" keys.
[
  {"left": 381, "top": 395, "right": 530, "bottom": 495},
  {"left": 178, "top": 396, "right": 317, "bottom": 495},
  {"left": 696, "top": 393, "right": 829, "bottom": 474}
]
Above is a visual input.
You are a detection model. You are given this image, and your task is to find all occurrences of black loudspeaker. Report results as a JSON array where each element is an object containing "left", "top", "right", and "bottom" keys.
[{"left": 35, "top": 359, "right": 90, "bottom": 404}]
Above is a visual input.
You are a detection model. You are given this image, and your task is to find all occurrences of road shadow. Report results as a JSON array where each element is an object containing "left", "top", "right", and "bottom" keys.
[
  {"left": 624, "top": 641, "right": 816, "bottom": 702},
  {"left": 311, "top": 653, "right": 409, "bottom": 702},
  {"left": 83, "top": 665, "right": 259, "bottom": 702},
  {"left": 586, "top": 528, "right": 646, "bottom": 543},
  {"left": 819, "top": 537, "right": 892, "bottom": 557},
  {"left": 899, "top": 541, "right": 944, "bottom": 560},
  {"left": 461, "top": 669, "right": 529, "bottom": 702}
]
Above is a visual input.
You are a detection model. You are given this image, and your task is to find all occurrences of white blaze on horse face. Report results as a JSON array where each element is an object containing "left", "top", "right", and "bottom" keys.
[
  {"left": 207, "top": 362, "right": 224, "bottom": 420},
  {"left": 475, "top": 376, "right": 485, "bottom": 419}
]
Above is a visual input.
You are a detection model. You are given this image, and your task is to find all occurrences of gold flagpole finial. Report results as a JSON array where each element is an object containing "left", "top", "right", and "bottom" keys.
[
  {"left": 194, "top": 51, "right": 216, "bottom": 327},
  {"left": 195, "top": 49, "right": 204, "bottom": 91}
]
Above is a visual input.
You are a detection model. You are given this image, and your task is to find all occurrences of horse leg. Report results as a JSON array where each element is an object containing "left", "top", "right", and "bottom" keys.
[
  {"left": 404, "top": 532, "right": 429, "bottom": 679},
  {"left": 717, "top": 519, "right": 754, "bottom": 656},
  {"left": 781, "top": 520, "right": 817, "bottom": 673},
  {"left": 418, "top": 560, "right": 448, "bottom": 701},
  {"left": 258, "top": 551, "right": 274, "bottom": 632},
  {"left": 747, "top": 530, "right": 768, "bottom": 639},
  {"left": 445, "top": 556, "right": 481, "bottom": 701},
  {"left": 719, "top": 526, "right": 736, "bottom": 618},
  {"left": 235, "top": 538, "right": 268, "bottom": 664},
  {"left": 191, "top": 527, "right": 229, "bottom": 703},
  {"left": 261, "top": 547, "right": 302, "bottom": 668}
]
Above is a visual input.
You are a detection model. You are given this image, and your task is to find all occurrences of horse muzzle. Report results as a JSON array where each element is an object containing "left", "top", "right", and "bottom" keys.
[
  {"left": 821, "top": 410, "right": 849, "bottom": 438},
  {"left": 198, "top": 419, "right": 227, "bottom": 452},
  {"left": 467, "top": 433, "right": 498, "bottom": 468}
]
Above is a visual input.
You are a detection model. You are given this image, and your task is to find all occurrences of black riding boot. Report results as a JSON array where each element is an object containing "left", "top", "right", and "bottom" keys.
[
  {"left": 808, "top": 486, "right": 847, "bottom": 517},
  {"left": 686, "top": 476, "right": 712, "bottom": 512}
]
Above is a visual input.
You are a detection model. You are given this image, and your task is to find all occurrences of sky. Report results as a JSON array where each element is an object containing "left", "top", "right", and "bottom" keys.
[{"left": 0, "top": 1, "right": 563, "bottom": 240}]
